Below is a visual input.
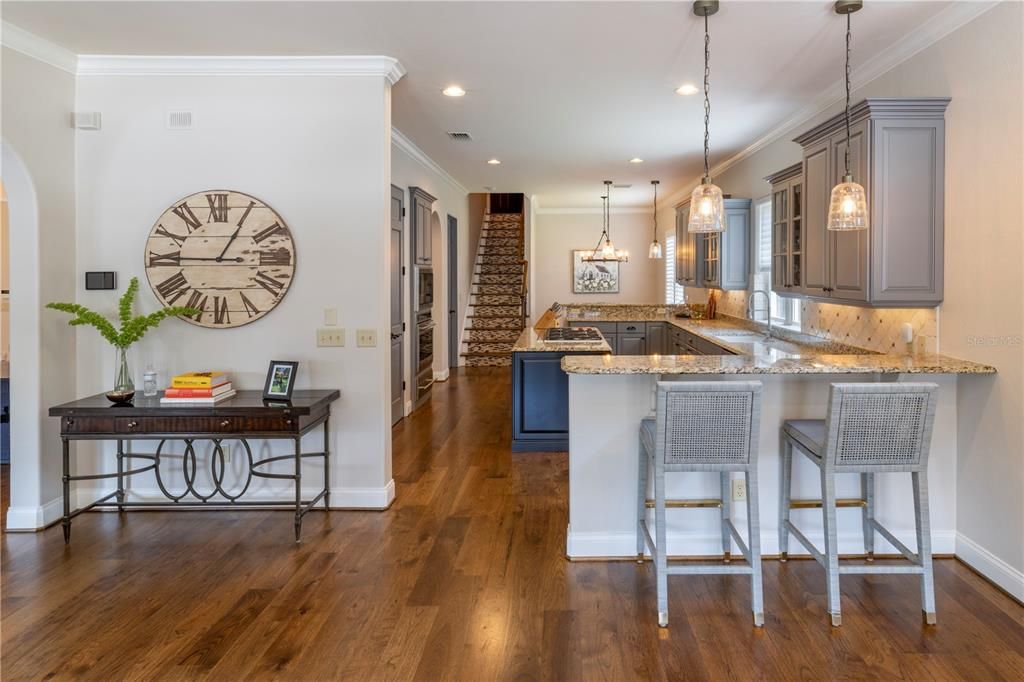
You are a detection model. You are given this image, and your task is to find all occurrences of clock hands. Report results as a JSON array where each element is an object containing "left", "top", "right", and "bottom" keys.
[
  {"left": 216, "top": 226, "right": 244, "bottom": 262},
  {"left": 179, "top": 256, "right": 245, "bottom": 263}
]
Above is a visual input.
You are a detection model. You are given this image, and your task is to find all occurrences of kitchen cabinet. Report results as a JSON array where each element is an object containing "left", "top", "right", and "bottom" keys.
[
  {"left": 618, "top": 334, "right": 646, "bottom": 355},
  {"left": 409, "top": 186, "right": 436, "bottom": 266},
  {"left": 646, "top": 323, "right": 667, "bottom": 355},
  {"left": 512, "top": 350, "right": 605, "bottom": 452},
  {"left": 791, "top": 98, "right": 948, "bottom": 306},
  {"left": 674, "top": 201, "right": 697, "bottom": 285},
  {"left": 698, "top": 199, "right": 751, "bottom": 291},
  {"left": 766, "top": 163, "right": 803, "bottom": 295}
]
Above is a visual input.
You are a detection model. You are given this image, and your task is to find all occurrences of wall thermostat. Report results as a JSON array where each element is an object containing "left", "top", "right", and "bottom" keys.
[{"left": 85, "top": 272, "right": 117, "bottom": 290}]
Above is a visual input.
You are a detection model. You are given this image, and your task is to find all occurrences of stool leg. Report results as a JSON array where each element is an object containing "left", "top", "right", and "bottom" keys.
[
  {"left": 821, "top": 467, "right": 842, "bottom": 626},
  {"left": 636, "top": 433, "right": 648, "bottom": 561},
  {"left": 913, "top": 470, "right": 937, "bottom": 625},
  {"left": 746, "top": 468, "right": 764, "bottom": 627},
  {"left": 654, "top": 461, "right": 668, "bottom": 628},
  {"left": 720, "top": 472, "right": 732, "bottom": 562},
  {"left": 779, "top": 436, "right": 793, "bottom": 561},
  {"left": 861, "top": 473, "right": 875, "bottom": 561}
]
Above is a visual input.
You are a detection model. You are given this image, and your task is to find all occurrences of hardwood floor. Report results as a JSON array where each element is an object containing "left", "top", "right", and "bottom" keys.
[{"left": 2, "top": 368, "right": 1023, "bottom": 680}]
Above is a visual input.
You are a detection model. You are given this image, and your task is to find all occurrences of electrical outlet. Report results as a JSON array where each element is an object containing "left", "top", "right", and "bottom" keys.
[
  {"left": 317, "top": 328, "right": 345, "bottom": 347},
  {"left": 732, "top": 478, "right": 747, "bottom": 501},
  {"left": 356, "top": 329, "right": 377, "bottom": 347}
]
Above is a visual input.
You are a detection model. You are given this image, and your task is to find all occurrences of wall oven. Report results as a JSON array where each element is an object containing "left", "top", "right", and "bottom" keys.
[
  {"left": 415, "top": 266, "right": 434, "bottom": 313},
  {"left": 415, "top": 315, "right": 435, "bottom": 404}
]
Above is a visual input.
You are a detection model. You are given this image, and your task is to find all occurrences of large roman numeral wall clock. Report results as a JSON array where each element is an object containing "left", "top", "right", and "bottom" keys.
[{"left": 145, "top": 190, "right": 295, "bottom": 328}]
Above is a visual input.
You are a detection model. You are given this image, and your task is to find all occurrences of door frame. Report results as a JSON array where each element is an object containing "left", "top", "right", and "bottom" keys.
[
  {"left": 389, "top": 184, "right": 406, "bottom": 426},
  {"left": 447, "top": 214, "right": 459, "bottom": 369}
]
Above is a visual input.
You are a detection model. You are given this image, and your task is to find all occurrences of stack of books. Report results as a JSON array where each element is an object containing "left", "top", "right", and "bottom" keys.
[{"left": 160, "top": 372, "right": 236, "bottom": 404}]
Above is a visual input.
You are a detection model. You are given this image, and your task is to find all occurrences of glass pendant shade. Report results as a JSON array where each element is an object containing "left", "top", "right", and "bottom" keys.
[
  {"left": 687, "top": 179, "right": 725, "bottom": 233},
  {"left": 648, "top": 240, "right": 663, "bottom": 259},
  {"left": 827, "top": 175, "right": 869, "bottom": 231}
]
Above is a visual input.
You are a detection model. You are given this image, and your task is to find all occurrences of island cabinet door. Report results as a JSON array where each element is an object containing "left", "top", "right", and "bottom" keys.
[
  {"left": 618, "top": 334, "right": 646, "bottom": 355},
  {"left": 801, "top": 137, "right": 831, "bottom": 297},
  {"left": 512, "top": 353, "right": 570, "bottom": 436}
]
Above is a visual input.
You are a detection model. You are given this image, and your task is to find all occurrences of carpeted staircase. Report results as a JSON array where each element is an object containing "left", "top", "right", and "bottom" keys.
[{"left": 462, "top": 212, "right": 526, "bottom": 367}]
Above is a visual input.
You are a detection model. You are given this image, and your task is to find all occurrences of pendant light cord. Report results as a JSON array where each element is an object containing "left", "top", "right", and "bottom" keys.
[
  {"left": 703, "top": 11, "right": 711, "bottom": 180},
  {"left": 844, "top": 11, "right": 852, "bottom": 177},
  {"left": 652, "top": 182, "right": 658, "bottom": 239}
]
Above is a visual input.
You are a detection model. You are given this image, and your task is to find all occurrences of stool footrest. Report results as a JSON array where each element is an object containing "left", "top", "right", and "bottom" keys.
[
  {"left": 790, "top": 498, "right": 866, "bottom": 509},
  {"left": 645, "top": 498, "right": 722, "bottom": 509}
]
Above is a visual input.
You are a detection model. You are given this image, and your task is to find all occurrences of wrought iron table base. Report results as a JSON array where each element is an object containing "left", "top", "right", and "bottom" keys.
[{"left": 61, "top": 417, "right": 331, "bottom": 544}]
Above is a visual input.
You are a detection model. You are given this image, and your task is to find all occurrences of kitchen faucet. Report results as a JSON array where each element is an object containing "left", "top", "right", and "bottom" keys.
[{"left": 746, "top": 290, "right": 773, "bottom": 340}]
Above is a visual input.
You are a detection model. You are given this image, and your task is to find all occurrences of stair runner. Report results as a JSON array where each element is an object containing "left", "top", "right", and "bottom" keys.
[{"left": 462, "top": 212, "right": 526, "bottom": 367}]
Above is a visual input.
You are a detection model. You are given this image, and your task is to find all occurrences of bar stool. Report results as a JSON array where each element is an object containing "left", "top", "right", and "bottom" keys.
[
  {"left": 779, "top": 382, "right": 939, "bottom": 627},
  {"left": 637, "top": 381, "right": 764, "bottom": 628}
]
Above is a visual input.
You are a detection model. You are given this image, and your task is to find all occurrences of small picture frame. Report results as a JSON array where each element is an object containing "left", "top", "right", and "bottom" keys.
[{"left": 263, "top": 360, "right": 299, "bottom": 401}]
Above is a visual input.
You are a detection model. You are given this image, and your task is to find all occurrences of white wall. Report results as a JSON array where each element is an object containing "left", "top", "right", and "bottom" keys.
[
  {"left": 390, "top": 135, "right": 469, "bottom": 383},
  {"left": 1, "top": 46, "right": 78, "bottom": 528},
  {"left": 654, "top": 2, "right": 1024, "bottom": 594},
  {"left": 533, "top": 210, "right": 660, "bottom": 310},
  {"left": 74, "top": 67, "right": 398, "bottom": 508}
]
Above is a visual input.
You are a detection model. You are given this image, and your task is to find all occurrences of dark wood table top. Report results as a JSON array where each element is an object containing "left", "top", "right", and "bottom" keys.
[{"left": 49, "top": 389, "right": 341, "bottom": 417}]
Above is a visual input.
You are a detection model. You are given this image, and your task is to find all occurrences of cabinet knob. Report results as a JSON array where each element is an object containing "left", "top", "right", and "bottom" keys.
[
  {"left": 220, "top": 419, "right": 231, "bottom": 427},
  {"left": 284, "top": 418, "right": 293, "bottom": 426},
  {"left": 127, "top": 421, "right": 138, "bottom": 429}
]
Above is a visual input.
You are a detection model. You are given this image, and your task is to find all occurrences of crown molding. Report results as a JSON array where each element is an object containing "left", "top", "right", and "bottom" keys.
[
  {"left": 536, "top": 207, "right": 654, "bottom": 215},
  {"left": 658, "top": 0, "right": 999, "bottom": 211},
  {"left": 1, "top": 21, "right": 77, "bottom": 74},
  {"left": 391, "top": 128, "right": 469, "bottom": 195},
  {"left": 76, "top": 55, "right": 406, "bottom": 83}
]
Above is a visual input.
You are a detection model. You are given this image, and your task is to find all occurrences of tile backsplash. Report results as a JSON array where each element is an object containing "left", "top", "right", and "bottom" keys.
[{"left": 709, "top": 289, "right": 938, "bottom": 355}]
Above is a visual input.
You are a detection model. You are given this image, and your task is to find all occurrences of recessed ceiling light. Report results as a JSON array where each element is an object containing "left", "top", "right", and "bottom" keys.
[
  {"left": 676, "top": 83, "right": 699, "bottom": 96},
  {"left": 487, "top": 158, "right": 501, "bottom": 165},
  {"left": 629, "top": 157, "right": 644, "bottom": 164},
  {"left": 442, "top": 85, "right": 466, "bottom": 97}
]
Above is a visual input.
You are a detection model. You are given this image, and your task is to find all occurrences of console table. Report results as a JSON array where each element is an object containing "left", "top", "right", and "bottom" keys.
[{"left": 49, "top": 389, "right": 340, "bottom": 543}]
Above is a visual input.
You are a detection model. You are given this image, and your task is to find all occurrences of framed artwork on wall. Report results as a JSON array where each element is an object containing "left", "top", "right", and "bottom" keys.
[{"left": 572, "top": 250, "right": 620, "bottom": 294}]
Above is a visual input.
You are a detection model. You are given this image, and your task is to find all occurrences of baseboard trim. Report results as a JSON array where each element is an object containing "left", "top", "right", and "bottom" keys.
[
  {"left": 433, "top": 369, "right": 450, "bottom": 382},
  {"left": 331, "top": 479, "right": 396, "bottom": 510},
  {"left": 955, "top": 532, "right": 1024, "bottom": 603},
  {"left": 5, "top": 497, "right": 64, "bottom": 530},
  {"left": 566, "top": 527, "right": 957, "bottom": 559}
]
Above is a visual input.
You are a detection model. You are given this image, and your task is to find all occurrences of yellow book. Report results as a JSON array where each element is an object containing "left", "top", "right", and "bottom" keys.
[{"left": 171, "top": 372, "right": 228, "bottom": 388}]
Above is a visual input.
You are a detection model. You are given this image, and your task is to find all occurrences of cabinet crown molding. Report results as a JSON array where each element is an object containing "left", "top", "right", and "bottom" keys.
[
  {"left": 793, "top": 97, "right": 951, "bottom": 147},
  {"left": 764, "top": 162, "right": 802, "bottom": 186}
]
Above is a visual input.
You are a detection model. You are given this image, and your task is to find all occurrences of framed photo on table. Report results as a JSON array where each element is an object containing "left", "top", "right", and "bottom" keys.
[{"left": 263, "top": 360, "right": 299, "bottom": 401}]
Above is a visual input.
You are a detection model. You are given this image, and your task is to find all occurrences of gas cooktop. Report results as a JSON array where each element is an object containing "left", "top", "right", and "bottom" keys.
[{"left": 544, "top": 327, "right": 605, "bottom": 344}]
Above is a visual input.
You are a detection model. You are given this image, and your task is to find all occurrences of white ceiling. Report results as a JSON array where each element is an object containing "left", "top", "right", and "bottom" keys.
[{"left": 2, "top": 1, "right": 961, "bottom": 207}]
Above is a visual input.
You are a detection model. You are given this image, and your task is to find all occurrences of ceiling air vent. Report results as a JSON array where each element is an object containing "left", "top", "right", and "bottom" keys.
[
  {"left": 167, "top": 111, "right": 194, "bottom": 130},
  {"left": 446, "top": 131, "right": 473, "bottom": 141}
]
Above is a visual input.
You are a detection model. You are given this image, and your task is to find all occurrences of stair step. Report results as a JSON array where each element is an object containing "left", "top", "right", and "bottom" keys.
[
  {"left": 465, "top": 329, "right": 520, "bottom": 341},
  {"left": 465, "top": 342, "right": 515, "bottom": 354},
  {"left": 461, "top": 350, "right": 513, "bottom": 357},
  {"left": 472, "top": 296, "right": 522, "bottom": 305},
  {"left": 463, "top": 355, "right": 512, "bottom": 367}
]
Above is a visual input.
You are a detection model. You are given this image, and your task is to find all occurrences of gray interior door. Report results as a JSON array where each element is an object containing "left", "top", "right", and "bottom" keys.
[
  {"left": 390, "top": 185, "right": 405, "bottom": 426},
  {"left": 447, "top": 215, "right": 458, "bottom": 369}
]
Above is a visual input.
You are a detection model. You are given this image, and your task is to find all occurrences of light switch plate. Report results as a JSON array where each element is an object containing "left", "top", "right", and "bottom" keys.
[
  {"left": 324, "top": 308, "right": 338, "bottom": 326},
  {"left": 356, "top": 329, "right": 377, "bottom": 347},
  {"left": 317, "top": 328, "right": 345, "bottom": 347}
]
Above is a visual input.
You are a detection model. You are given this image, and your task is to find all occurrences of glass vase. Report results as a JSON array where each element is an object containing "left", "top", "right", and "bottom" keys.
[{"left": 107, "top": 346, "right": 135, "bottom": 404}]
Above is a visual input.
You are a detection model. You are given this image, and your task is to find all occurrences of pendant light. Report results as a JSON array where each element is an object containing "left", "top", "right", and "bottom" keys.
[
  {"left": 648, "top": 180, "right": 663, "bottom": 259},
  {"left": 584, "top": 181, "right": 629, "bottom": 262},
  {"left": 827, "top": 0, "right": 869, "bottom": 231},
  {"left": 688, "top": 0, "right": 725, "bottom": 234}
]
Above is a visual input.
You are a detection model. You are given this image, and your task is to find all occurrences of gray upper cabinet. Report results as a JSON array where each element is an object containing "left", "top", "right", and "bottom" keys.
[
  {"left": 792, "top": 97, "right": 948, "bottom": 307},
  {"left": 766, "top": 163, "right": 803, "bottom": 295},
  {"left": 409, "top": 186, "right": 436, "bottom": 266},
  {"left": 674, "top": 201, "right": 697, "bottom": 285},
  {"left": 699, "top": 198, "right": 750, "bottom": 291}
]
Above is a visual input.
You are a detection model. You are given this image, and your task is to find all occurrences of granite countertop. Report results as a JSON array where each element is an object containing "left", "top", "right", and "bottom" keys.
[
  {"left": 555, "top": 303, "right": 996, "bottom": 376},
  {"left": 562, "top": 353, "right": 996, "bottom": 375},
  {"left": 512, "top": 326, "right": 612, "bottom": 353}
]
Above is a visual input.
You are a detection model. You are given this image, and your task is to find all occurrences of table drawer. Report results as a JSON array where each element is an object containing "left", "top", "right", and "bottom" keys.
[
  {"left": 113, "top": 415, "right": 298, "bottom": 435},
  {"left": 61, "top": 416, "right": 115, "bottom": 434}
]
